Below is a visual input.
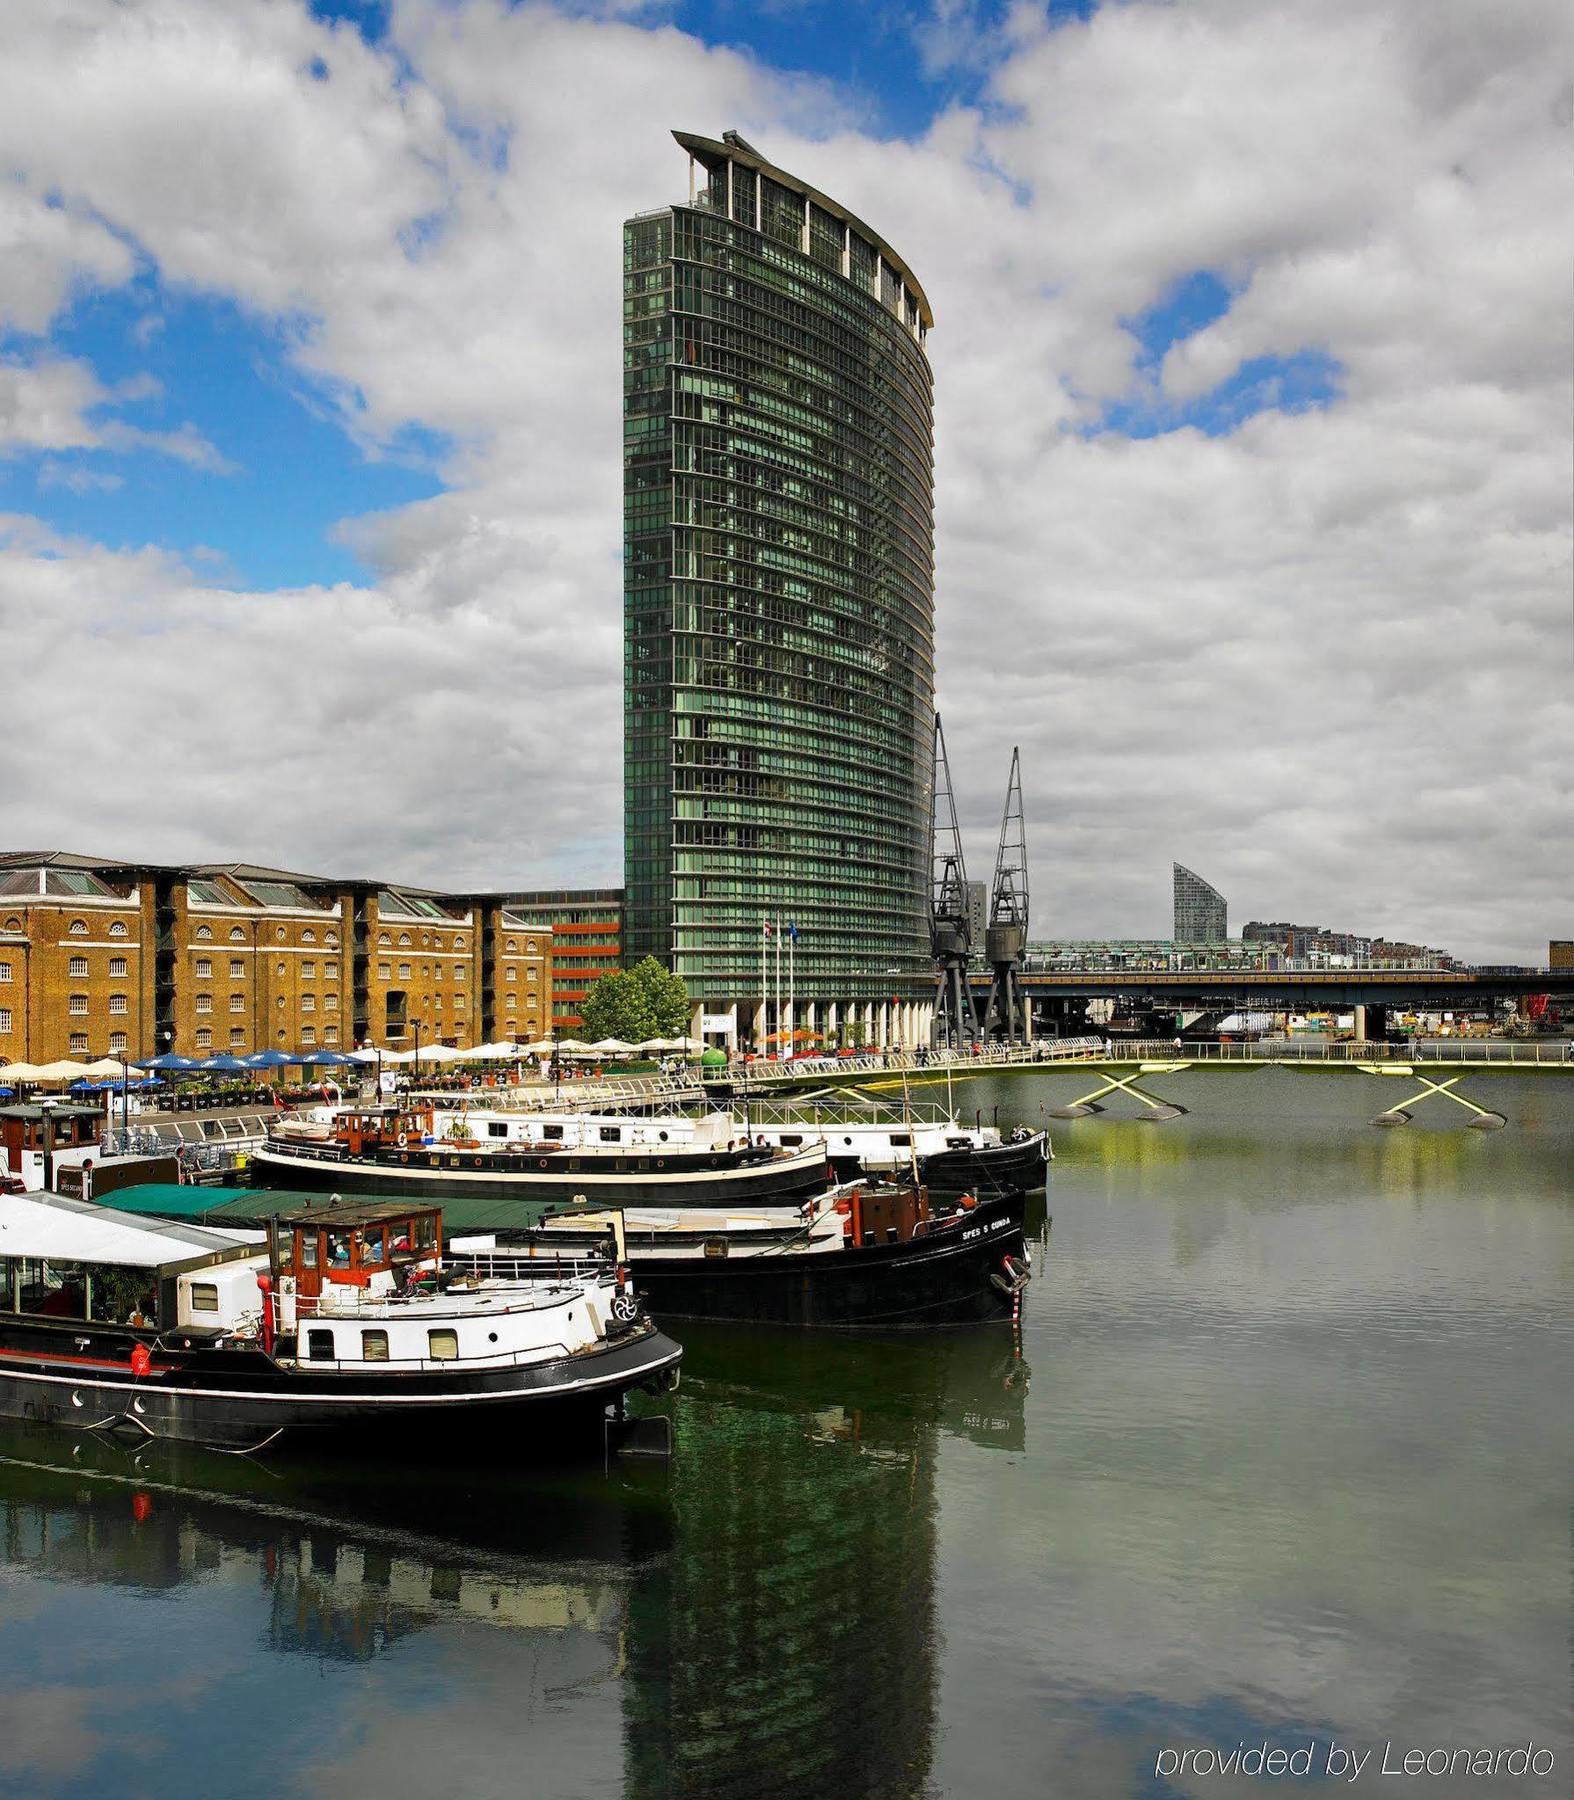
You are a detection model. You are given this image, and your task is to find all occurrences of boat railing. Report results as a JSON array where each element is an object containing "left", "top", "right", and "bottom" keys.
[{"left": 445, "top": 1249, "right": 614, "bottom": 1284}]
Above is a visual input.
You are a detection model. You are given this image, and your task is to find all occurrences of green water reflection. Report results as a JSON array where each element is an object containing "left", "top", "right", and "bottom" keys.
[{"left": 0, "top": 1071, "right": 1567, "bottom": 1798}]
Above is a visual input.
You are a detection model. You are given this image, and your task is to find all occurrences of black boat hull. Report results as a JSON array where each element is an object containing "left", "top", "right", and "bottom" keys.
[
  {"left": 528, "top": 1197, "right": 1030, "bottom": 1328},
  {"left": 0, "top": 1318, "right": 682, "bottom": 1451},
  {"left": 251, "top": 1143, "right": 831, "bottom": 1209},
  {"left": 823, "top": 1132, "right": 1049, "bottom": 1197}
]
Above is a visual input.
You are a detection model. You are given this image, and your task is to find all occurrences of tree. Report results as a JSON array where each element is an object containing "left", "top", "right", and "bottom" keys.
[{"left": 578, "top": 958, "right": 690, "bottom": 1042}]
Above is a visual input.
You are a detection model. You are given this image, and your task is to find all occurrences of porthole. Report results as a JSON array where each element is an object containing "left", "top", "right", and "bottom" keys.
[{"left": 488, "top": 1331, "right": 498, "bottom": 1343}]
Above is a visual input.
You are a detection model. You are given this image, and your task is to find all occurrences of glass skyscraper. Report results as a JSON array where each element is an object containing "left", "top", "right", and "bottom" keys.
[
  {"left": 1173, "top": 863, "right": 1228, "bottom": 943},
  {"left": 623, "top": 130, "right": 936, "bottom": 1048}
]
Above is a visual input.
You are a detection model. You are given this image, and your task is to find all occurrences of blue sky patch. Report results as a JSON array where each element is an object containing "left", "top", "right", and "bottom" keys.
[
  {"left": 1096, "top": 349, "right": 1343, "bottom": 440},
  {"left": 4, "top": 284, "right": 446, "bottom": 589}
]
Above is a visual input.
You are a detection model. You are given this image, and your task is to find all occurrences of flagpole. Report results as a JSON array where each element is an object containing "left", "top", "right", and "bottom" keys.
[
  {"left": 760, "top": 913, "right": 766, "bottom": 1055},
  {"left": 789, "top": 923, "right": 795, "bottom": 1054},
  {"left": 775, "top": 914, "right": 781, "bottom": 1060}
]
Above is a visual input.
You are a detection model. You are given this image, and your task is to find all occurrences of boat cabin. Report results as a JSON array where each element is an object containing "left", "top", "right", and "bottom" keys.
[
  {"left": 269, "top": 1199, "right": 443, "bottom": 1302},
  {"left": 0, "top": 1101, "right": 107, "bottom": 1192},
  {"left": 0, "top": 1190, "right": 261, "bottom": 1333}
]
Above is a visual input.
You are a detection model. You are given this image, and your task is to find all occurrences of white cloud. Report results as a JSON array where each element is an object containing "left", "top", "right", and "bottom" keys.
[{"left": 0, "top": 0, "right": 1566, "bottom": 961}]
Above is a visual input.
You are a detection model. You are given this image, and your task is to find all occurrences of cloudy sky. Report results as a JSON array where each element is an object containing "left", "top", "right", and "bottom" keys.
[{"left": 1, "top": 0, "right": 1568, "bottom": 961}]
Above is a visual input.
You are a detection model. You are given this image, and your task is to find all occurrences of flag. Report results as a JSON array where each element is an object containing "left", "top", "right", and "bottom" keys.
[
  {"left": 788, "top": 921, "right": 799, "bottom": 943},
  {"left": 763, "top": 920, "right": 772, "bottom": 939}
]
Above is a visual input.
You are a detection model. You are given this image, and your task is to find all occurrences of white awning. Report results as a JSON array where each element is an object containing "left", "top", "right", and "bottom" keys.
[{"left": 0, "top": 1193, "right": 254, "bottom": 1267}]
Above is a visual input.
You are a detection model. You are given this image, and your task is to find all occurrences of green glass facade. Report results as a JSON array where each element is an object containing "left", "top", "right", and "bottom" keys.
[{"left": 624, "top": 132, "right": 936, "bottom": 1031}]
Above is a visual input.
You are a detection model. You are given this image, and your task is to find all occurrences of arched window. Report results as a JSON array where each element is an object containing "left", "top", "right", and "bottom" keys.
[
  {"left": 196, "top": 925, "right": 213, "bottom": 940},
  {"left": 325, "top": 931, "right": 338, "bottom": 948},
  {"left": 229, "top": 926, "right": 245, "bottom": 941},
  {"left": 4, "top": 917, "right": 21, "bottom": 931},
  {"left": 379, "top": 933, "right": 391, "bottom": 948},
  {"left": 69, "top": 919, "right": 88, "bottom": 936},
  {"left": 109, "top": 1030, "right": 128, "bottom": 1052},
  {"left": 505, "top": 937, "right": 516, "bottom": 951},
  {"left": 109, "top": 920, "right": 128, "bottom": 938},
  {"left": 454, "top": 935, "right": 466, "bottom": 949},
  {"left": 301, "top": 928, "right": 316, "bottom": 943},
  {"left": 398, "top": 934, "right": 412, "bottom": 947},
  {"left": 196, "top": 1027, "right": 212, "bottom": 1049}
]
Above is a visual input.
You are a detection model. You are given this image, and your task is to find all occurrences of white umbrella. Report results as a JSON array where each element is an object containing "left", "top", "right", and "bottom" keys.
[
  {"left": 345, "top": 1046, "right": 383, "bottom": 1065},
  {"left": 23, "top": 1059, "right": 92, "bottom": 1082},
  {"left": 554, "top": 1039, "right": 595, "bottom": 1055},
  {"left": 588, "top": 1038, "right": 636, "bottom": 1055},
  {"left": 80, "top": 1057, "right": 147, "bottom": 1078},
  {"left": 516, "top": 1039, "right": 556, "bottom": 1056}
]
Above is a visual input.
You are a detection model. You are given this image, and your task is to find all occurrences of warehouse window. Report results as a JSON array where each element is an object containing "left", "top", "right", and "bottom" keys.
[
  {"left": 229, "top": 1028, "right": 245, "bottom": 1047},
  {"left": 230, "top": 994, "right": 245, "bottom": 1013},
  {"left": 195, "top": 994, "right": 212, "bottom": 1014},
  {"left": 195, "top": 959, "right": 212, "bottom": 977},
  {"left": 69, "top": 993, "right": 88, "bottom": 1015},
  {"left": 109, "top": 994, "right": 127, "bottom": 1015},
  {"left": 109, "top": 921, "right": 127, "bottom": 938},
  {"left": 69, "top": 920, "right": 87, "bottom": 935},
  {"left": 195, "top": 925, "right": 212, "bottom": 940},
  {"left": 0, "top": 1010, "right": 11, "bottom": 1034},
  {"left": 0, "top": 963, "right": 9, "bottom": 982},
  {"left": 110, "top": 1031, "right": 128, "bottom": 1052},
  {"left": 70, "top": 1032, "right": 88, "bottom": 1053},
  {"left": 195, "top": 1028, "right": 212, "bottom": 1049},
  {"left": 301, "top": 929, "right": 316, "bottom": 943},
  {"left": 229, "top": 927, "right": 245, "bottom": 942},
  {"left": 69, "top": 956, "right": 88, "bottom": 977},
  {"left": 109, "top": 957, "right": 128, "bottom": 978},
  {"left": 230, "top": 960, "right": 244, "bottom": 978}
]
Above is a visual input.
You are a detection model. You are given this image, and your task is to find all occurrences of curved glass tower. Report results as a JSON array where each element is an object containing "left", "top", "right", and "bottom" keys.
[{"left": 624, "top": 130, "right": 935, "bottom": 1048}]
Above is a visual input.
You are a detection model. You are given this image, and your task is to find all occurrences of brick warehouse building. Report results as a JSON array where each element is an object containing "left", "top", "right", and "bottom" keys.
[{"left": 0, "top": 853, "right": 553, "bottom": 1064}]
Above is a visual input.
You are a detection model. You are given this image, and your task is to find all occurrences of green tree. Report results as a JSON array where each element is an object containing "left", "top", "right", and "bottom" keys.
[{"left": 578, "top": 957, "right": 691, "bottom": 1042}]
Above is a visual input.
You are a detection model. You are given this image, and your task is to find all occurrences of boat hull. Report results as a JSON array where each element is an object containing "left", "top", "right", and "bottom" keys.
[
  {"left": 816, "top": 1134, "right": 1050, "bottom": 1196},
  {"left": 0, "top": 1318, "right": 682, "bottom": 1452},
  {"left": 251, "top": 1142, "right": 831, "bottom": 1209},
  {"left": 531, "top": 1196, "right": 1031, "bottom": 1328}
]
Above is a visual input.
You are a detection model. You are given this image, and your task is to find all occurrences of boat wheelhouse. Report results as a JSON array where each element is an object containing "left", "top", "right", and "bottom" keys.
[{"left": 0, "top": 1191, "right": 681, "bottom": 1452}]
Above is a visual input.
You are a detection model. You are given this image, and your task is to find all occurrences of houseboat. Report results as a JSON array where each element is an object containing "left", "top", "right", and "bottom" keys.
[
  {"left": 0, "top": 1190, "right": 681, "bottom": 1452},
  {"left": 251, "top": 1104, "right": 831, "bottom": 1209},
  {"left": 449, "top": 1182, "right": 1033, "bottom": 1328},
  {"left": 419, "top": 1101, "right": 1050, "bottom": 1198}
]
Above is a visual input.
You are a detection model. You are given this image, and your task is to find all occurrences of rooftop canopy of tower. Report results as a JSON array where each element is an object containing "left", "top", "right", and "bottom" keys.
[{"left": 672, "top": 128, "right": 934, "bottom": 333}]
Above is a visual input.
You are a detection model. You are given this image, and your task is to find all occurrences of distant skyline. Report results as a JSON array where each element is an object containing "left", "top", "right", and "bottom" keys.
[{"left": 1, "top": 1, "right": 1568, "bottom": 961}]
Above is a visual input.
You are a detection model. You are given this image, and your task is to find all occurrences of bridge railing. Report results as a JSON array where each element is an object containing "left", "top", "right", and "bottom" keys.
[{"left": 1099, "top": 1039, "right": 1572, "bottom": 1065}]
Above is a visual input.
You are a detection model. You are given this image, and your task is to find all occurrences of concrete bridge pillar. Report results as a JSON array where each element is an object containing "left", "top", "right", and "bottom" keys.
[{"left": 1353, "top": 1004, "right": 1389, "bottom": 1042}]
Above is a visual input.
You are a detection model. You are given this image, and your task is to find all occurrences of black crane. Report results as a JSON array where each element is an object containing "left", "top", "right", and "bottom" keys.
[
  {"left": 983, "top": 746, "right": 1030, "bottom": 1043},
  {"left": 930, "top": 714, "right": 980, "bottom": 1048}
]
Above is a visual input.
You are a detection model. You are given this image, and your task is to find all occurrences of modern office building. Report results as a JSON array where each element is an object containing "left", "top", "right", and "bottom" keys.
[
  {"left": 623, "top": 130, "right": 936, "bottom": 1050},
  {"left": 493, "top": 890, "right": 623, "bottom": 1032},
  {"left": 1172, "top": 863, "right": 1228, "bottom": 944},
  {"left": 1550, "top": 940, "right": 1574, "bottom": 972}
]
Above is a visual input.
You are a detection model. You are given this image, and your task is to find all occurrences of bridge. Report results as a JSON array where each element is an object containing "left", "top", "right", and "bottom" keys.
[{"left": 963, "top": 963, "right": 1571, "bottom": 1040}]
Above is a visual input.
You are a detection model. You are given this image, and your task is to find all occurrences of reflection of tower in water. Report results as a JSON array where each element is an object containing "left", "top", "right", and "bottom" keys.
[{"left": 623, "top": 1335, "right": 949, "bottom": 1800}]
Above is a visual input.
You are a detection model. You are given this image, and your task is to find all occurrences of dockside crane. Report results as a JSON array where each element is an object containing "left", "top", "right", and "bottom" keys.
[
  {"left": 930, "top": 714, "right": 981, "bottom": 1048},
  {"left": 983, "top": 747, "right": 1030, "bottom": 1044}
]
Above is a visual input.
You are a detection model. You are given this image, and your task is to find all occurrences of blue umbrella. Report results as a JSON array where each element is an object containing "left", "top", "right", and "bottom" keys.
[
  {"left": 243, "top": 1050, "right": 295, "bottom": 1069},
  {"left": 142, "top": 1052, "right": 202, "bottom": 1071},
  {"left": 296, "top": 1048, "right": 355, "bottom": 1067},
  {"left": 198, "top": 1054, "right": 252, "bottom": 1073}
]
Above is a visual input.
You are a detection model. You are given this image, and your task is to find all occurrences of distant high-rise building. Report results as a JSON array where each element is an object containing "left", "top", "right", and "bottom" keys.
[
  {"left": 1173, "top": 863, "right": 1227, "bottom": 943},
  {"left": 622, "top": 130, "right": 937, "bottom": 1050},
  {"left": 1550, "top": 940, "right": 1574, "bottom": 971}
]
